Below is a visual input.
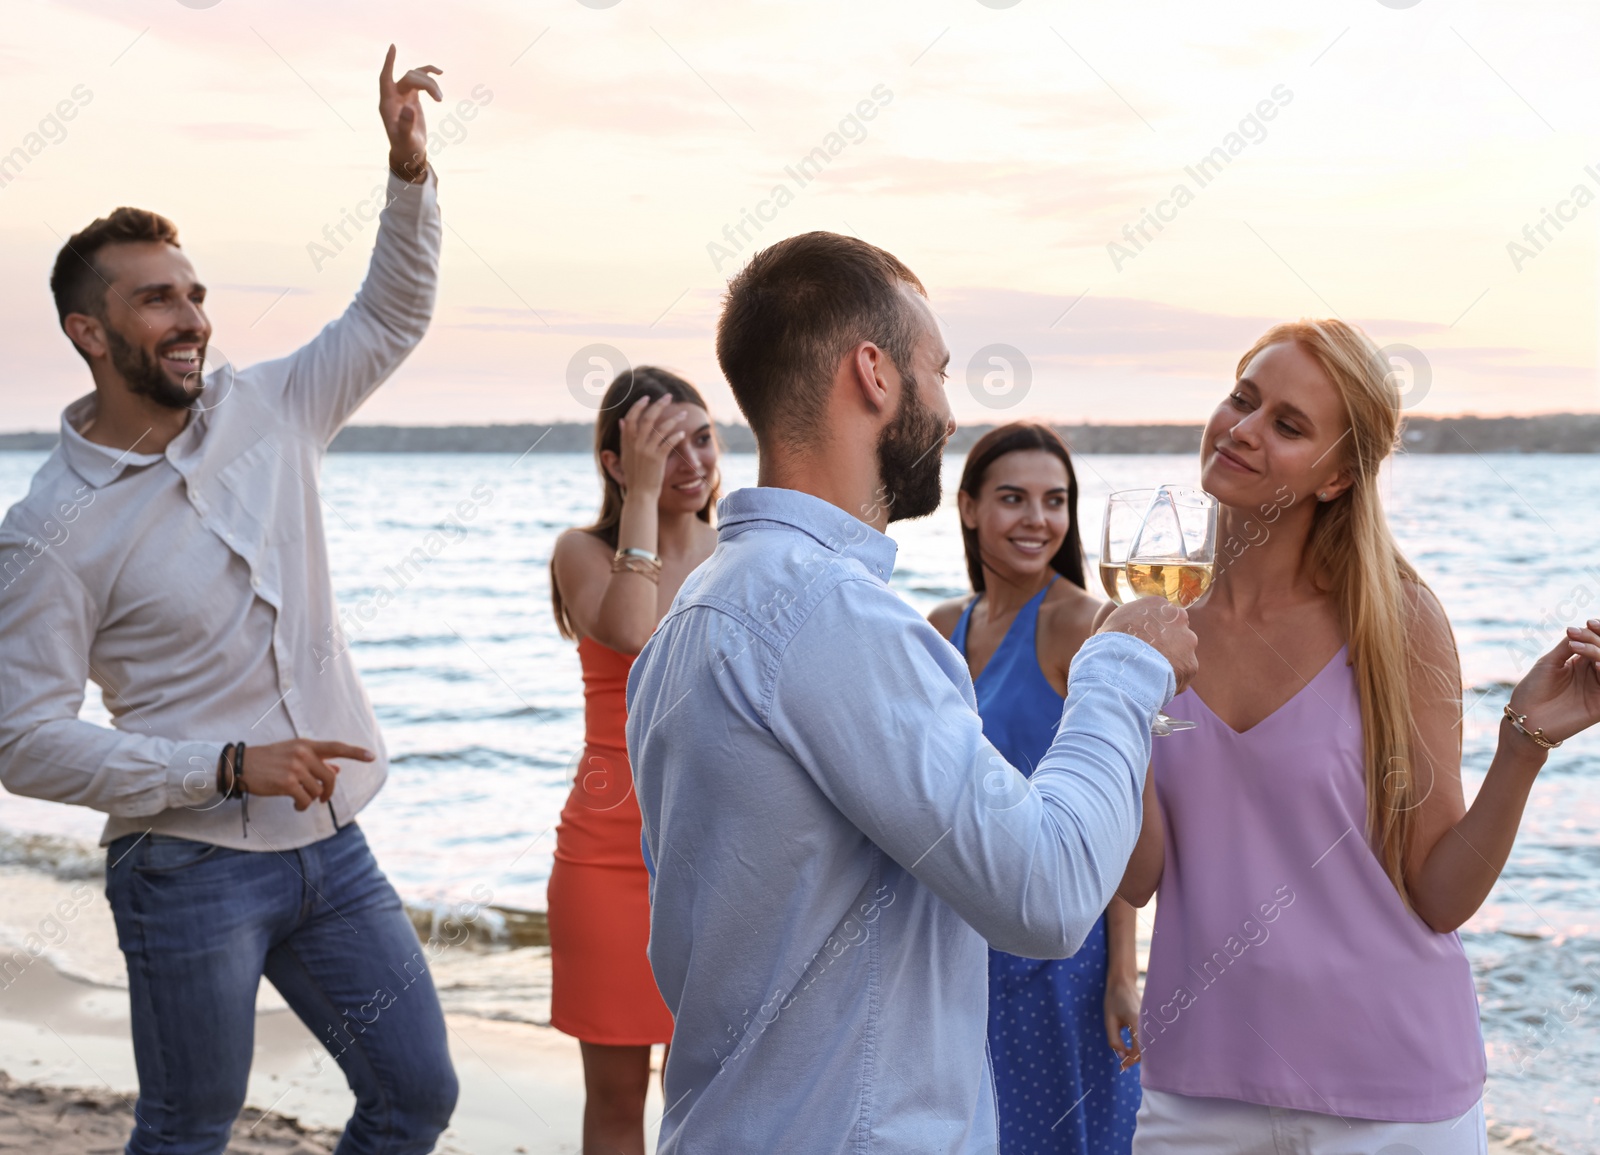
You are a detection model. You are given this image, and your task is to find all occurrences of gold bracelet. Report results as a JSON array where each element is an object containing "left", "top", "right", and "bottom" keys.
[
  {"left": 611, "top": 551, "right": 663, "bottom": 583},
  {"left": 1503, "top": 704, "right": 1561, "bottom": 750}
]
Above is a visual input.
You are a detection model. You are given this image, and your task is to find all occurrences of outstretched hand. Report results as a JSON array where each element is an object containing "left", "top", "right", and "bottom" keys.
[
  {"left": 380, "top": 45, "right": 443, "bottom": 183},
  {"left": 1508, "top": 619, "right": 1600, "bottom": 748}
]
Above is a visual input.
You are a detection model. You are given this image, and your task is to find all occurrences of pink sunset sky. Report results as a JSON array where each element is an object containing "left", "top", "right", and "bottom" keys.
[{"left": 1, "top": 0, "right": 1596, "bottom": 431}]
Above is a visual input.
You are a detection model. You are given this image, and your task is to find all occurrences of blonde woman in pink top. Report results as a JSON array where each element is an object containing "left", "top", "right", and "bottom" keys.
[{"left": 1115, "top": 319, "right": 1600, "bottom": 1153}]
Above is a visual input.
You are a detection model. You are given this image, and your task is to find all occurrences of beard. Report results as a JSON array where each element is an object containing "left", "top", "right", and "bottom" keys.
[
  {"left": 874, "top": 370, "right": 947, "bottom": 524},
  {"left": 105, "top": 325, "right": 205, "bottom": 411}
]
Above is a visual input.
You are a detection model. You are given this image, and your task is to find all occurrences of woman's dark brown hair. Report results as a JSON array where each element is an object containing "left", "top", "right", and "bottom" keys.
[
  {"left": 551, "top": 366, "right": 719, "bottom": 640},
  {"left": 958, "top": 422, "right": 1086, "bottom": 594}
]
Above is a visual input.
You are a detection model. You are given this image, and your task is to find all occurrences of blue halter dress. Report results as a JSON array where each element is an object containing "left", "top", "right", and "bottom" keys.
[{"left": 951, "top": 578, "right": 1141, "bottom": 1154}]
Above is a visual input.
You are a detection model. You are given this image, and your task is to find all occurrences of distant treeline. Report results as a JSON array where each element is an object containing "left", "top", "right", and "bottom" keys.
[{"left": 3, "top": 413, "right": 1599, "bottom": 454}]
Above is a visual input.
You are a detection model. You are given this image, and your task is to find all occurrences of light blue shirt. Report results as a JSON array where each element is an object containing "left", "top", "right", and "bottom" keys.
[{"left": 626, "top": 486, "right": 1175, "bottom": 1154}]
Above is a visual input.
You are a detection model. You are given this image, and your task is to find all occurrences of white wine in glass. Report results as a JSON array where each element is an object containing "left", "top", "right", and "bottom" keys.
[
  {"left": 1128, "top": 484, "right": 1220, "bottom": 734},
  {"left": 1102, "top": 489, "right": 1188, "bottom": 736},
  {"left": 1099, "top": 490, "right": 1153, "bottom": 608},
  {"left": 1125, "top": 560, "right": 1214, "bottom": 607},
  {"left": 1099, "top": 561, "right": 1136, "bottom": 605}
]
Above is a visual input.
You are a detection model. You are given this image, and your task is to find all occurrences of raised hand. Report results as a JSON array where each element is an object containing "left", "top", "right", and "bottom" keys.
[
  {"left": 616, "top": 395, "right": 690, "bottom": 499},
  {"left": 1507, "top": 619, "right": 1600, "bottom": 748},
  {"left": 380, "top": 44, "right": 443, "bottom": 183}
]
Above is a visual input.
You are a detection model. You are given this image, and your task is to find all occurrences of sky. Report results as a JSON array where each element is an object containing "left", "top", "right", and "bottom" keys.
[{"left": 1, "top": 0, "right": 1597, "bottom": 431}]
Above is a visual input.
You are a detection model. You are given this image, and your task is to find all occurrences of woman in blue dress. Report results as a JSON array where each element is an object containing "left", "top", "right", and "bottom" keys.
[{"left": 929, "top": 422, "right": 1143, "bottom": 1155}]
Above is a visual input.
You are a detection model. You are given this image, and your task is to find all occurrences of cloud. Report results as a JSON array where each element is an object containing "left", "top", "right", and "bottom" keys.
[
  {"left": 213, "top": 283, "right": 313, "bottom": 295},
  {"left": 444, "top": 301, "right": 714, "bottom": 340},
  {"left": 937, "top": 287, "right": 1269, "bottom": 363},
  {"left": 3, "top": 0, "right": 1592, "bottom": 430},
  {"left": 812, "top": 155, "right": 1149, "bottom": 228},
  {"left": 178, "top": 122, "right": 309, "bottom": 142},
  {"left": 932, "top": 287, "right": 1560, "bottom": 379}
]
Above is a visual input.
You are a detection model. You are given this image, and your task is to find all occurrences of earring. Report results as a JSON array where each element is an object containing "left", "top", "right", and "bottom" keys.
[{"left": 1318, "top": 491, "right": 1328, "bottom": 501}]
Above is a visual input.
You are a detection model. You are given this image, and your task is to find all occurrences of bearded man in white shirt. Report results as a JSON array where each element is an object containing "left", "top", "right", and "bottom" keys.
[{"left": 0, "top": 48, "right": 458, "bottom": 1155}]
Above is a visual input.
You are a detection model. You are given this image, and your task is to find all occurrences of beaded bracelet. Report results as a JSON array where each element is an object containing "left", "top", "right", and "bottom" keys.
[{"left": 215, "top": 742, "right": 250, "bottom": 836}]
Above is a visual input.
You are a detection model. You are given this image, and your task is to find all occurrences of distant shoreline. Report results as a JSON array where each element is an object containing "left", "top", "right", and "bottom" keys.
[{"left": 2, "top": 413, "right": 1599, "bottom": 454}]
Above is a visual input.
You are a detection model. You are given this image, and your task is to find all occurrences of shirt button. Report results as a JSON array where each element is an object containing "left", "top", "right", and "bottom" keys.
[{"left": 251, "top": 576, "right": 262, "bottom": 591}]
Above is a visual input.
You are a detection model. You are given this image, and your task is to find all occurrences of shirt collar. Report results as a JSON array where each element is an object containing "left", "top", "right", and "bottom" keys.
[
  {"left": 58, "top": 393, "right": 190, "bottom": 489},
  {"left": 717, "top": 487, "right": 898, "bottom": 582}
]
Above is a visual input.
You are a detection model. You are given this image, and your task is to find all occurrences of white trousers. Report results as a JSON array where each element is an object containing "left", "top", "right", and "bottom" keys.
[{"left": 1132, "top": 1088, "right": 1489, "bottom": 1155}]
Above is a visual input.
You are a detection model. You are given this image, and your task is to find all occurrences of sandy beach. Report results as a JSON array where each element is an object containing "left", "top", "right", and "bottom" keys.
[
  {"left": 0, "top": 864, "right": 665, "bottom": 1154},
  {"left": 0, "top": 860, "right": 1566, "bottom": 1154}
]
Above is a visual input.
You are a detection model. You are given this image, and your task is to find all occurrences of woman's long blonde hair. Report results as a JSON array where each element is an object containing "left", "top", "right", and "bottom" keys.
[{"left": 1236, "top": 320, "right": 1449, "bottom": 906}]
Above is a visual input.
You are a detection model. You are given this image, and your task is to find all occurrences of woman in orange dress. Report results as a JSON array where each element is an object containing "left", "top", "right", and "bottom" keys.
[{"left": 548, "top": 366, "right": 720, "bottom": 1154}]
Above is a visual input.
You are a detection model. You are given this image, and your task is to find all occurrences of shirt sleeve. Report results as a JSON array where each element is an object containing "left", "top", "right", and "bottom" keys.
[
  {"left": 263, "top": 169, "right": 442, "bottom": 447},
  {"left": 0, "top": 537, "right": 224, "bottom": 817},
  {"left": 768, "top": 578, "right": 1174, "bottom": 958}
]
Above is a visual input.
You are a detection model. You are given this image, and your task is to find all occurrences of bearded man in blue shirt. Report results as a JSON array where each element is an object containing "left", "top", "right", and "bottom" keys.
[{"left": 627, "top": 231, "right": 1199, "bottom": 1153}]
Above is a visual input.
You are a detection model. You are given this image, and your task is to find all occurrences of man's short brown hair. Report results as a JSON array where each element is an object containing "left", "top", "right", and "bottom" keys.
[
  {"left": 50, "top": 207, "right": 180, "bottom": 331},
  {"left": 716, "top": 231, "right": 926, "bottom": 447}
]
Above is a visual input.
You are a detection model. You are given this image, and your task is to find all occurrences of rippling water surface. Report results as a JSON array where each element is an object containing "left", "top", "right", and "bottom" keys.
[{"left": 1, "top": 450, "right": 1598, "bottom": 1150}]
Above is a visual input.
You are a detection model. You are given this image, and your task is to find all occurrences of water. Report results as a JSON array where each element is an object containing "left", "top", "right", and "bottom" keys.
[{"left": 2, "top": 449, "right": 1598, "bottom": 1149}]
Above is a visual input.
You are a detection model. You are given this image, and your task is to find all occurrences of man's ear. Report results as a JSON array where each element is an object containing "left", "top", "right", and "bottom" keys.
[
  {"left": 846, "top": 341, "right": 892, "bottom": 418},
  {"left": 599, "top": 449, "right": 625, "bottom": 489},
  {"left": 62, "top": 313, "right": 108, "bottom": 361}
]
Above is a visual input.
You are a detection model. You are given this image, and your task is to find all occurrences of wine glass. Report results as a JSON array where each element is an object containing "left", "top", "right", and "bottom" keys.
[
  {"left": 1126, "top": 485, "right": 1219, "bottom": 733},
  {"left": 1101, "top": 490, "right": 1182, "bottom": 736},
  {"left": 1098, "top": 489, "right": 1154, "bottom": 608}
]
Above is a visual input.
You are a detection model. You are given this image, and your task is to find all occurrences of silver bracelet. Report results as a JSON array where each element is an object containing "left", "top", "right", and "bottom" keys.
[{"left": 617, "top": 547, "right": 660, "bottom": 564}]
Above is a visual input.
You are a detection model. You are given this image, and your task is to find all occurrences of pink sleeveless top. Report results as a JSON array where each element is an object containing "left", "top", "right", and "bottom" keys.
[{"left": 1140, "top": 646, "right": 1485, "bottom": 1122}]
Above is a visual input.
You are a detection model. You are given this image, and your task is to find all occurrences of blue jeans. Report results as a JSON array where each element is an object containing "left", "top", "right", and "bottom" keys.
[{"left": 105, "top": 823, "right": 458, "bottom": 1155}]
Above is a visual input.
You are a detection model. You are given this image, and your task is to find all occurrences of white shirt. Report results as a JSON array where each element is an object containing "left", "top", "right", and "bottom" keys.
[{"left": 0, "top": 169, "right": 440, "bottom": 850}]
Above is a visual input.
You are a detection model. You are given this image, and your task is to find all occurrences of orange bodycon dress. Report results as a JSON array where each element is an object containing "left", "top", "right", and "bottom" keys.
[{"left": 547, "top": 636, "right": 674, "bottom": 1046}]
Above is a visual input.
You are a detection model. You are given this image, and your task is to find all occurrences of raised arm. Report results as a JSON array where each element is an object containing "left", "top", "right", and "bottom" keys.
[
  {"left": 273, "top": 46, "right": 444, "bottom": 446},
  {"left": 771, "top": 583, "right": 1183, "bottom": 959},
  {"left": 1406, "top": 588, "right": 1600, "bottom": 932},
  {"left": 552, "top": 396, "right": 693, "bottom": 654}
]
